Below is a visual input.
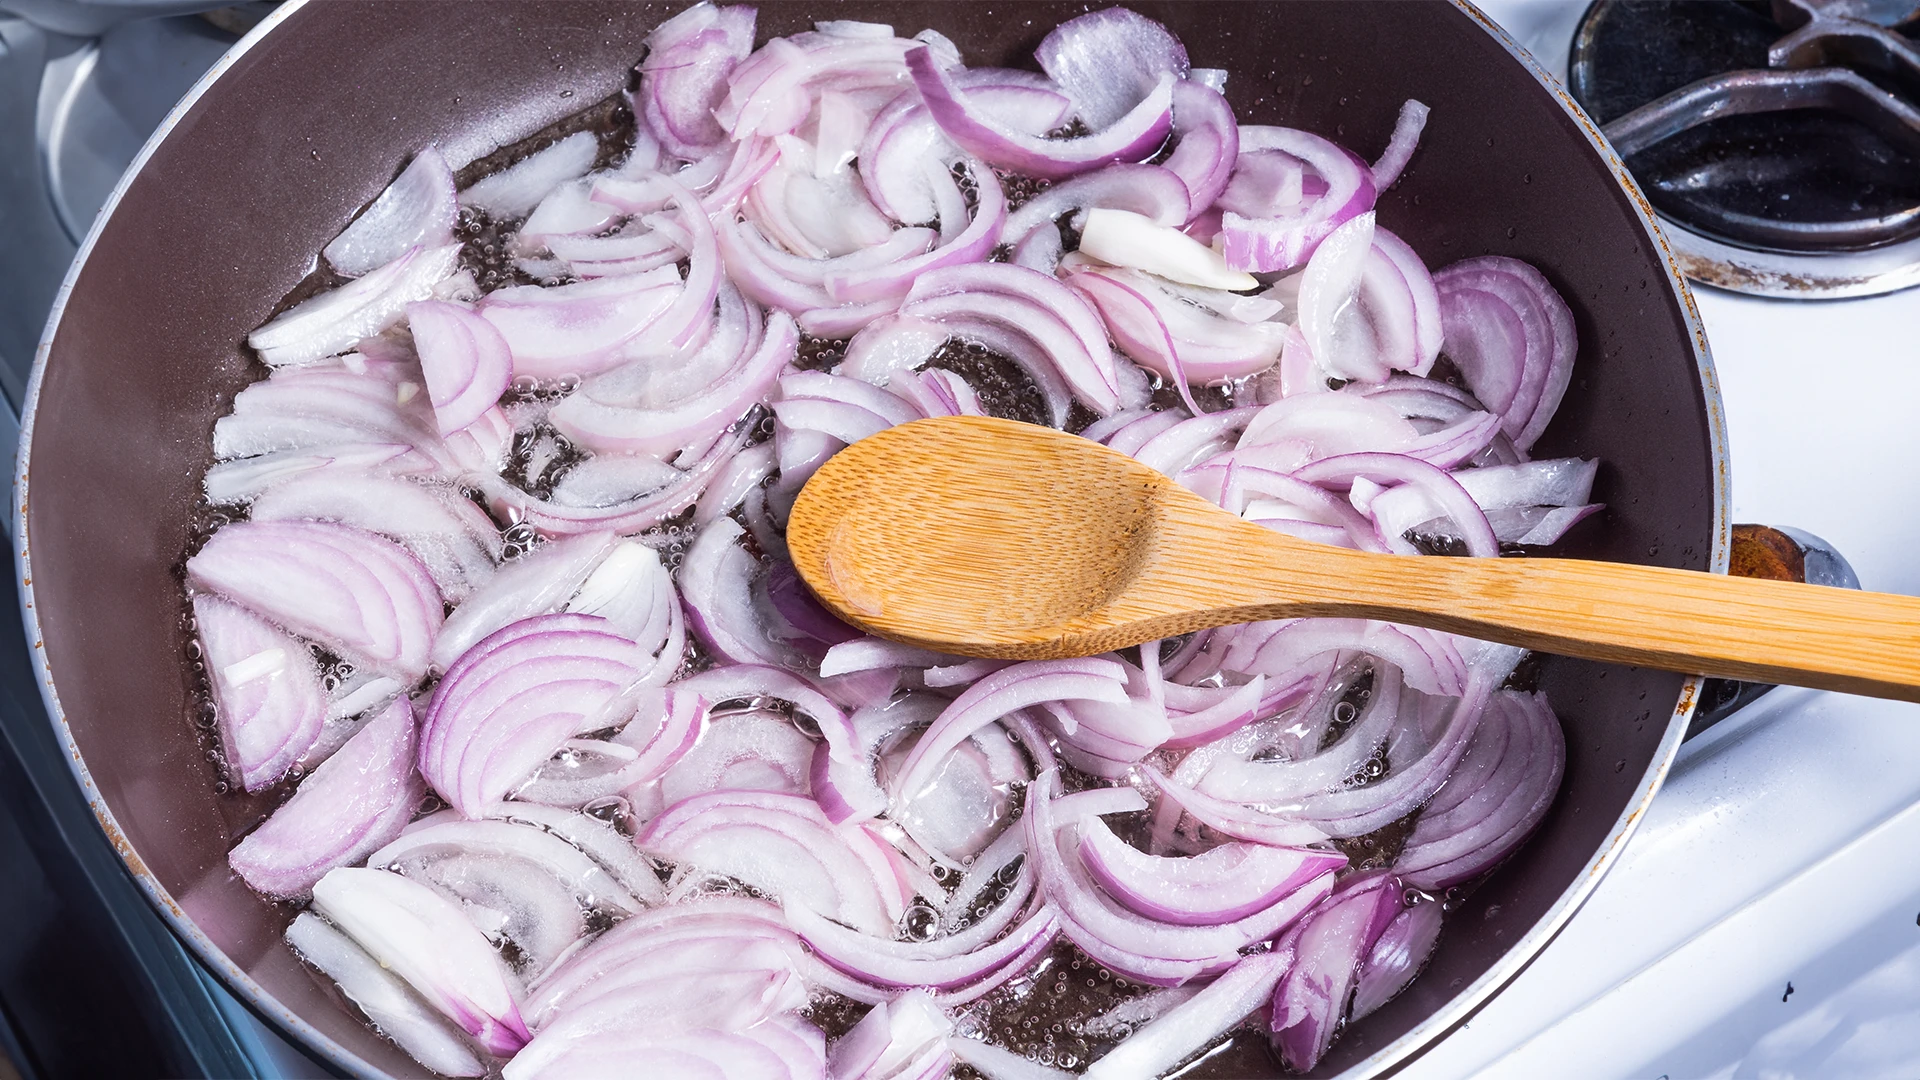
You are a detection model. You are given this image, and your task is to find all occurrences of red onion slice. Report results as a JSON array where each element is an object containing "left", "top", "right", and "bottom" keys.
[
  {"left": 828, "top": 988, "right": 953, "bottom": 1080},
  {"left": 1163, "top": 79, "right": 1238, "bottom": 219},
  {"left": 1085, "top": 948, "right": 1291, "bottom": 1080},
  {"left": 325, "top": 146, "right": 458, "bottom": 278},
  {"left": 551, "top": 296, "right": 786, "bottom": 458},
  {"left": 187, "top": 520, "right": 444, "bottom": 682},
  {"left": 478, "top": 268, "right": 683, "bottom": 381},
  {"left": 1033, "top": 7, "right": 1189, "bottom": 131},
  {"left": 419, "top": 613, "right": 643, "bottom": 817},
  {"left": 248, "top": 243, "right": 462, "bottom": 368},
  {"left": 999, "top": 163, "right": 1191, "bottom": 249},
  {"left": 785, "top": 900, "right": 1056, "bottom": 992},
  {"left": 638, "top": 789, "right": 905, "bottom": 935},
  {"left": 247, "top": 470, "right": 501, "bottom": 603},
  {"left": 658, "top": 707, "right": 817, "bottom": 806},
  {"left": 230, "top": 696, "right": 421, "bottom": 896},
  {"left": 1350, "top": 899, "right": 1444, "bottom": 1021},
  {"left": 310, "top": 866, "right": 531, "bottom": 1055},
  {"left": 638, "top": 3, "right": 758, "bottom": 160},
  {"left": 1370, "top": 99, "right": 1431, "bottom": 191},
  {"left": 891, "top": 659, "right": 1127, "bottom": 807},
  {"left": 902, "top": 263, "right": 1122, "bottom": 416},
  {"left": 286, "top": 914, "right": 487, "bottom": 1077},
  {"left": 191, "top": 594, "right": 328, "bottom": 792},
  {"left": 1398, "top": 690, "right": 1564, "bottom": 889},
  {"left": 1433, "top": 256, "right": 1577, "bottom": 452},
  {"left": 1269, "top": 874, "right": 1401, "bottom": 1072},
  {"left": 907, "top": 46, "right": 1175, "bottom": 181},
  {"left": 1079, "top": 815, "right": 1346, "bottom": 926},
  {"left": 406, "top": 300, "right": 515, "bottom": 436},
  {"left": 460, "top": 131, "right": 598, "bottom": 219},
  {"left": 370, "top": 816, "right": 645, "bottom": 916},
  {"left": 1219, "top": 127, "right": 1376, "bottom": 273}
]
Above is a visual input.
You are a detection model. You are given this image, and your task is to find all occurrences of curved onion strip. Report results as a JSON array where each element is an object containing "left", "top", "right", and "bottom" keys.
[
  {"left": 907, "top": 46, "right": 1175, "bottom": 181},
  {"left": 187, "top": 520, "right": 444, "bottom": 682},
  {"left": 311, "top": 867, "right": 531, "bottom": 1055},
  {"left": 1084, "top": 947, "right": 1291, "bottom": 1080},
  {"left": 326, "top": 147, "right": 459, "bottom": 278}
]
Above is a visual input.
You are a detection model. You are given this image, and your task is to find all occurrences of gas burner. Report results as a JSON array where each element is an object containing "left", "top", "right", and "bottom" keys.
[{"left": 1571, "top": 0, "right": 1920, "bottom": 297}]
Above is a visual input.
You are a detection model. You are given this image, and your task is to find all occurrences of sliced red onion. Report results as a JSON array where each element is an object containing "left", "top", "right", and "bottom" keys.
[
  {"left": 248, "top": 471, "right": 500, "bottom": 603},
  {"left": 478, "top": 268, "right": 683, "bottom": 381},
  {"left": 828, "top": 989, "right": 953, "bottom": 1080},
  {"left": 434, "top": 533, "right": 618, "bottom": 671},
  {"left": 515, "top": 181, "right": 621, "bottom": 254},
  {"left": 286, "top": 913, "right": 486, "bottom": 1077},
  {"left": 1292, "top": 654, "right": 1514, "bottom": 838},
  {"left": 202, "top": 443, "right": 420, "bottom": 505},
  {"left": 418, "top": 613, "right": 643, "bottom": 817},
  {"left": 479, "top": 423, "right": 748, "bottom": 537},
  {"left": 659, "top": 707, "right": 817, "bottom": 806},
  {"left": 823, "top": 162, "right": 1008, "bottom": 306},
  {"left": 310, "top": 867, "right": 531, "bottom": 1055},
  {"left": 371, "top": 815, "right": 644, "bottom": 918},
  {"left": 892, "top": 368, "right": 986, "bottom": 419},
  {"left": 249, "top": 243, "right": 462, "bottom": 368},
  {"left": 1212, "top": 618, "right": 1466, "bottom": 698},
  {"left": 1270, "top": 873, "right": 1401, "bottom": 1072},
  {"left": 1398, "top": 690, "right": 1563, "bottom": 889},
  {"left": 673, "top": 664, "right": 860, "bottom": 765},
  {"left": 1218, "top": 127, "right": 1376, "bottom": 273},
  {"left": 638, "top": 3, "right": 758, "bottom": 161},
  {"left": 1141, "top": 765, "right": 1330, "bottom": 849},
  {"left": 460, "top": 131, "right": 598, "bottom": 218},
  {"left": 1031, "top": 773, "right": 1333, "bottom": 985},
  {"left": 1433, "top": 256, "right": 1577, "bottom": 452},
  {"left": 550, "top": 296, "right": 787, "bottom": 458},
  {"left": 901, "top": 263, "right": 1121, "bottom": 416},
  {"left": 891, "top": 659, "right": 1127, "bottom": 807},
  {"left": 998, "top": 163, "right": 1191, "bottom": 249},
  {"left": 191, "top": 594, "right": 327, "bottom": 791},
  {"left": 1369, "top": 456, "right": 1598, "bottom": 548},
  {"left": 404, "top": 300, "right": 514, "bottom": 436},
  {"left": 949, "top": 1037, "right": 1075, "bottom": 1080},
  {"left": 907, "top": 46, "right": 1174, "bottom": 181},
  {"left": 1350, "top": 899, "right": 1444, "bottom": 1021},
  {"left": 1163, "top": 79, "right": 1238, "bottom": 219},
  {"left": 1033, "top": 7, "right": 1189, "bottom": 131},
  {"left": 680, "top": 516, "right": 810, "bottom": 669},
  {"left": 187, "top": 520, "right": 444, "bottom": 681},
  {"left": 1296, "top": 212, "right": 1424, "bottom": 383},
  {"left": 638, "top": 789, "right": 905, "bottom": 935},
  {"left": 1078, "top": 208, "right": 1256, "bottom": 291},
  {"left": 721, "top": 32, "right": 925, "bottom": 140},
  {"left": 695, "top": 442, "right": 777, "bottom": 526},
  {"left": 1070, "top": 267, "right": 1287, "bottom": 395},
  {"left": 1371, "top": 226, "right": 1443, "bottom": 377},
  {"left": 856, "top": 77, "right": 1066, "bottom": 225},
  {"left": 1371, "top": 98, "right": 1432, "bottom": 191},
  {"left": 1294, "top": 451, "right": 1500, "bottom": 558},
  {"left": 786, "top": 900, "right": 1055, "bottom": 993},
  {"left": 484, "top": 802, "right": 666, "bottom": 905},
  {"left": 1079, "top": 815, "right": 1345, "bottom": 926},
  {"left": 230, "top": 696, "right": 420, "bottom": 896},
  {"left": 1084, "top": 947, "right": 1291, "bottom": 1080},
  {"left": 326, "top": 146, "right": 458, "bottom": 278}
]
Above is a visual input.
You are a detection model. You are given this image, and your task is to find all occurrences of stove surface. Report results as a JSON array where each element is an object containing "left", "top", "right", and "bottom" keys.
[{"left": 0, "top": 3, "right": 1916, "bottom": 1079}]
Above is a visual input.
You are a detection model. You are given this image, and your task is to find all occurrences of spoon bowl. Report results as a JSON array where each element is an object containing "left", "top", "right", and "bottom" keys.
[{"left": 789, "top": 415, "right": 1920, "bottom": 701}]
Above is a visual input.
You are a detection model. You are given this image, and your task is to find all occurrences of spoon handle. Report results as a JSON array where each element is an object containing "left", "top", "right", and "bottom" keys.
[{"left": 1234, "top": 535, "right": 1920, "bottom": 702}]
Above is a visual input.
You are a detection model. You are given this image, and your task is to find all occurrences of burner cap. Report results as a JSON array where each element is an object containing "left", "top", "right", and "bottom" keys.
[{"left": 1571, "top": 0, "right": 1920, "bottom": 255}]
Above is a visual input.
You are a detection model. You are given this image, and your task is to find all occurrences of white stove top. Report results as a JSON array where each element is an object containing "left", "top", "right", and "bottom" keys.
[{"left": 1404, "top": 5, "right": 1920, "bottom": 1077}]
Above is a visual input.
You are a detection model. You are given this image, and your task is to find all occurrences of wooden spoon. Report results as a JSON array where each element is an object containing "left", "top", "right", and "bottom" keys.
[{"left": 787, "top": 415, "right": 1920, "bottom": 703}]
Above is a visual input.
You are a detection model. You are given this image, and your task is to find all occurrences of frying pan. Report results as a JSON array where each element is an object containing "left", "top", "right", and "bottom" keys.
[{"left": 13, "top": 2, "right": 1727, "bottom": 1076}]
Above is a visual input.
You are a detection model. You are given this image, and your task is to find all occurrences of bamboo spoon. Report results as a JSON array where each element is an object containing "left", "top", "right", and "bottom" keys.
[{"left": 787, "top": 415, "right": 1920, "bottom": 703}]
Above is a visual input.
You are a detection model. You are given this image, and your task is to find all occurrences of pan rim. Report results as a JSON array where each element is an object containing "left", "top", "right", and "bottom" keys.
[{"left": 9, "top": 2, "right": 1731, "bottom": 1077}]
